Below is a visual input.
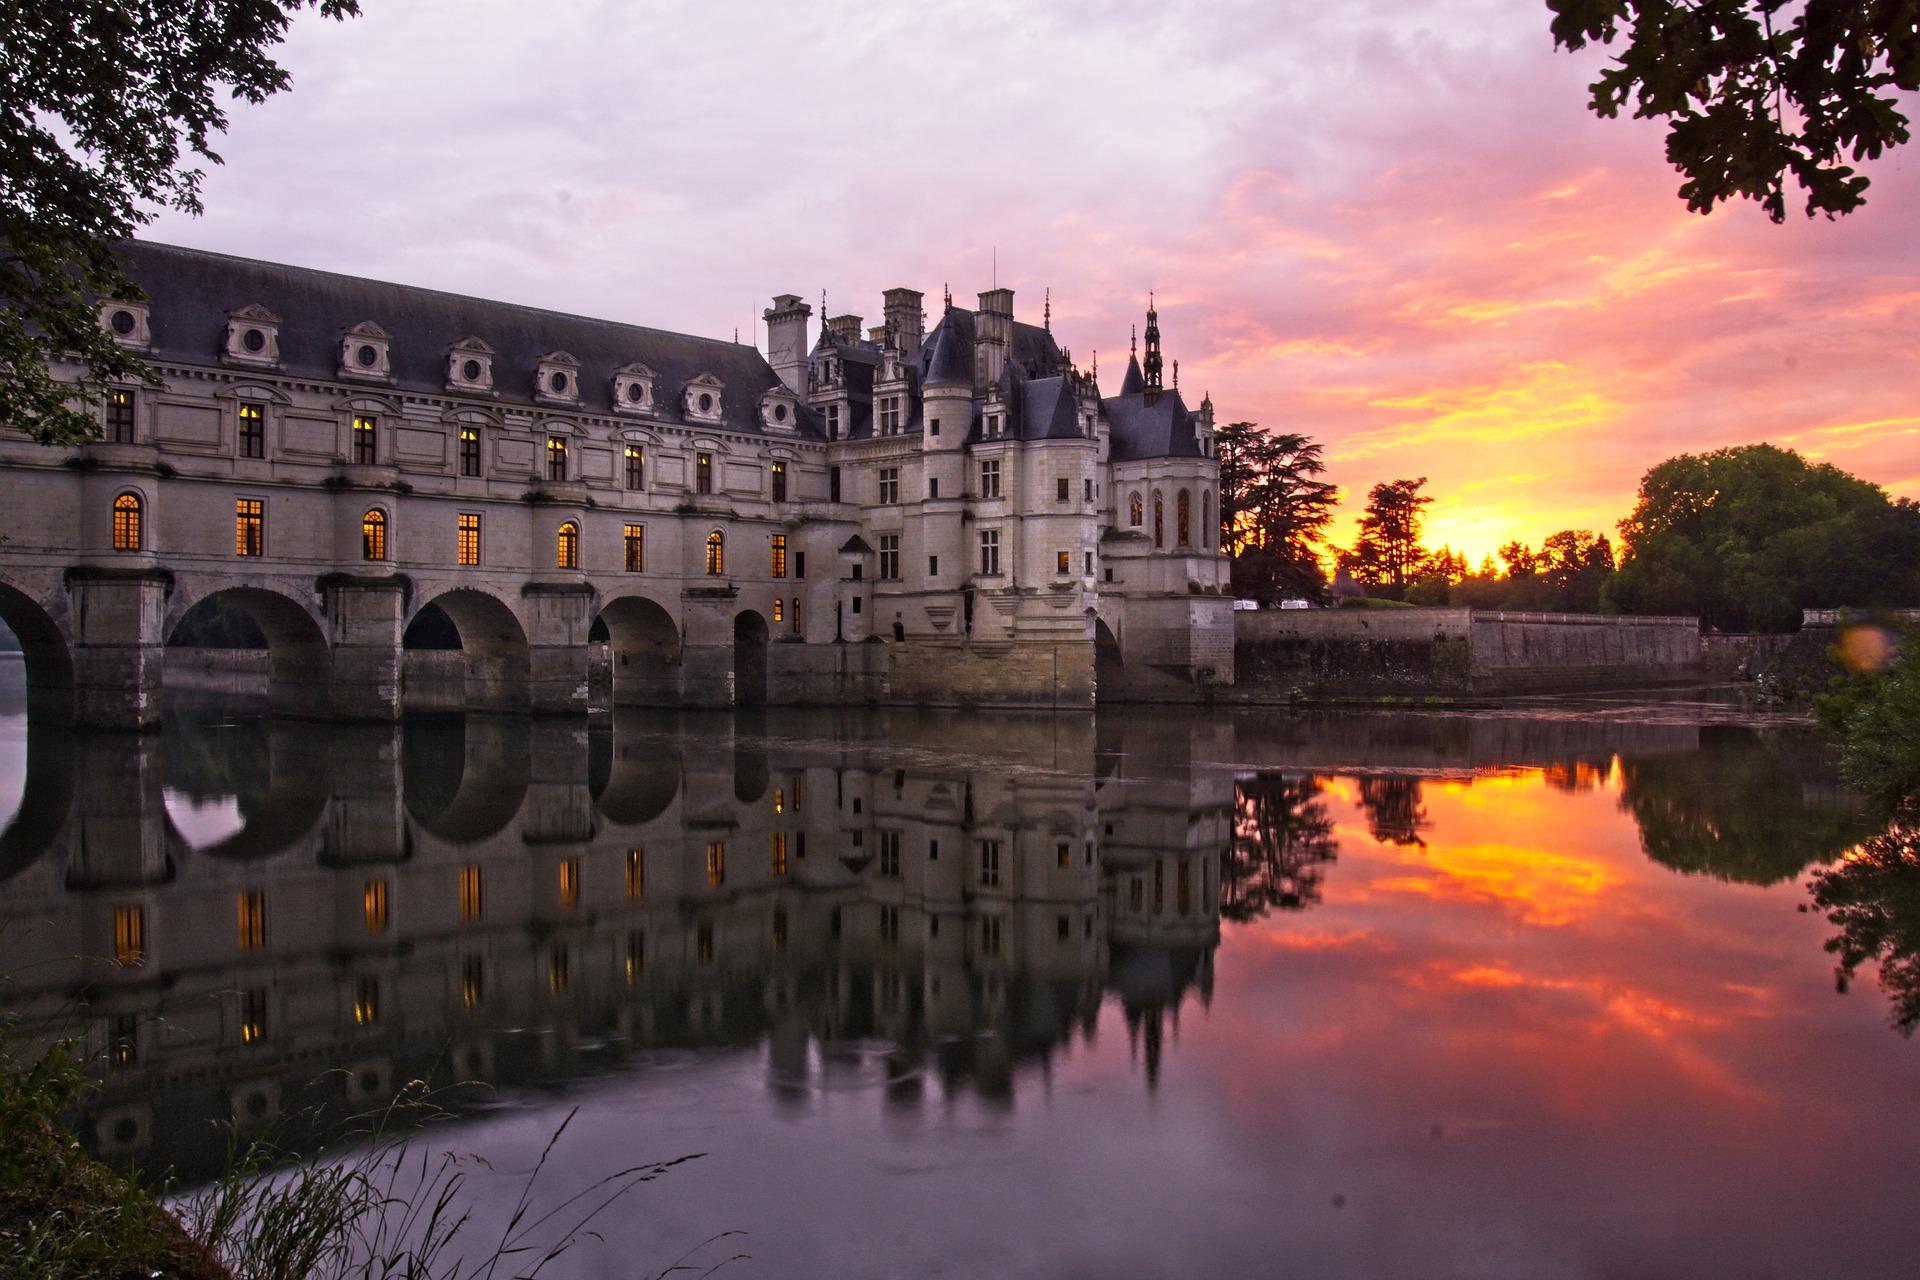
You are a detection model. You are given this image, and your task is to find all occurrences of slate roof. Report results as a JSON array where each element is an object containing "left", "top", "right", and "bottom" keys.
[
  {"left": 1103, "top": 388, "right": 1203, "bottom": 462},
  {"left": 112, "top": 240, "right": 810, "bottom": 436},
  {"left": 1118, "top": 353, "right": 1145, "bottom": 396},
  {"left": 918, "top": 308, "right": 975, "bottom": 385},
  {"left": 1010, "top": 320, "right": 1067, "bottom": 377}
]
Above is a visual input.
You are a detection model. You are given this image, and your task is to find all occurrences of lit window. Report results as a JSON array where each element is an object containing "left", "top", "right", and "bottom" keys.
[
  {"left": 113, "top": 905, "right": 145, "bottom": 966},
  {"left": 706, "top": 841, "right": 726, "bottom": 887},
  {"left": 459, "top": 864, "right": 483, "bottom": 920},
  {"left": 625, "top": 932, "right": 645, "bottom": 983},
  {"left": 457, "top": 513, "right": 481, "bottom": 565},
  {"left": 352, "top": 414, "right": 378, "bottom": 465},
  {"left": 112, "top": 493, "right": 142, "bottom": 552},
  {"left": 460, "top": 425, "right": 482, "bottom": 476},
  {"left": 237, "top": 889, "right": 266, "bottom": 949},
  {"left": 773, "top": 598, "right": 784, "bottom": 623},
  {"left": 240, "top": 988, "right": 267, "bottom": 1044},
  {"left": 363, "top": 877, "right": 388, "bottom": 934},
  {"left": 361, "top": 509, "right": 386, "bottom": 561},
  {"left": 771, "top": 461, "right": 786, "bottom": 502},
  {"left": 238, "top": 403, "right": 264, "bottom": 458},
  {"left": 462, "top": 957, "right": 484, "bottom": 1009},
  {"left": 234, "top": 499, "right": 263, "bottom": 557},
  {"left": 559, "top": 856, "right": 580, "bottom": 909},
  {"left": 556, "top": 520, "right": 579, "bottom": 570},
  {"left": 354, "top": 976, "right": 380, "bottom": 1026},
  {"left": 706, "top": 529, "right": 725, "bottom": 576},
  {"left": 1057, "top": 550, "right": 1070, "bottom": 575},
  {"left": 625, "top": 848, "right": 645, "bottom": 900},
  {"left": 771, "top": 534, "right": 787, "bottom": 578},
  {"left": 697, "top": 452, "right": 713, "bottom": 494},
  {"left": 546, "top": 435, "right": 569, "bottom": 481},
  {"left": 106, "top": 388, "right": 135, "bottom": 442},
  {"left": 771, "top": 831, "right": 788, "bottom": 876},
  {"left": 625, "top": 444, "right": 645, "bottom": 489},
  {"left": 624, "top": 523, "right": 644, "bottom": 572}
]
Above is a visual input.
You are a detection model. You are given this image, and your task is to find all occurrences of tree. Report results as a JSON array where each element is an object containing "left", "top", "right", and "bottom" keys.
[
  {"left": 1222, "top": 774, "right": 1340, "bottom": 920},
  {"left": 2, "top": 1, "right": 359, "bottom": 445},
  {"left": 1538, "top": 529, "right": 1616, "bottom": 611},
  {"left": 1215, "top": 422, "right": 1340, "bottom": 600},
  {"left": 1607, "top": 444, "right": 1920, "bottom": 630},
  {"left": 1548, "top": 0, "right": 1920, "bottom": 221},
  {"left": 1343, "top": 477, "right": 1432, "bottom": 598}
]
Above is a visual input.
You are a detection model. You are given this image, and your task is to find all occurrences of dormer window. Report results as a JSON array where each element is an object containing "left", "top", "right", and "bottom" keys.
[
  {"left": 760, "top": 388, "right": 799, "bottom": 431},
  {"left": 612, "top": 362, "right": 656, "bottom": 415},
  {"left": 447, "top": 338, "right": 495, "bottom": 394},
  {"left": 535, "top": 351, "right": 581, "bottom": 406},
  {"left": 684, "top": 374, "right": 725, "bottom": 423},
  {"left": 339, "top": 321, "right": 392, "bottom": 382},
  {"left": 99, "top": 301, "right": 151, "bottom": 350},
  {"left": 223, "top": 304, "right": 281, "bottom": 368}
]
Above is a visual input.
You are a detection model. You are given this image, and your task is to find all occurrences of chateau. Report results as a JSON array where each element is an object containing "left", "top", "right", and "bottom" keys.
[{"left": 0, "top": 241, "right": 1231, "bottom": 726}]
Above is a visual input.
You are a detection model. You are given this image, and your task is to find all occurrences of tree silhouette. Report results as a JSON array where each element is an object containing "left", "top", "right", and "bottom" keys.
[
  {"left": 1342, "top": 478, "right": 1432, "bottom": 598},
  {"left": 1214, "top": 423, "right": 1340, "bottom": 600},
  {"left": 1810, "top": 813, "right": 1920, "bottom": 1035},
  {"left": 1222, "top": 773, "right": 1340, "bottom": 920},
  {"left": 1358, "top": 776, "right": 1430, "bottom": 848}
]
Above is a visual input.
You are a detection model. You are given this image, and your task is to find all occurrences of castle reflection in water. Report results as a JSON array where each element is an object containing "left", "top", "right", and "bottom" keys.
[{"left": 0, "top": 704, "right": 1232, "bottom": 1171}]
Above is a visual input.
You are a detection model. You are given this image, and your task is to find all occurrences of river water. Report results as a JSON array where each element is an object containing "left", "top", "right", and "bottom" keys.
[{"left": 2, "top": 656, "right": 1916, "bottom": 1278}]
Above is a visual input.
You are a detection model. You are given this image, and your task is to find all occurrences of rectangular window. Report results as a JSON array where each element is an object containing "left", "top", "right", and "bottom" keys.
[
  {"left": 772, "top": 598, "right": 784, "bottom": 623},
  {"left": 1058, "top": 842, "right": 1071, "bottom": 868},
  {"left": 879, "top": 467, "right": 899, "bottom": 504},
  {"left": 558, "top": 856, "right": 580, "bottom": 910},
  {"left": 1058, "top": 550, "right": 1071, "bottom": 574},
  {"left": 879, "top": 830, "right": 901, "bottom": 878},
  {"left": 979, "top": 529, "right": 1000, "bottom": 576},
  {"left": 979, "top": 839, "right": 1001, "bottom": 887},
  {"left": 986, "top": 413, "right": 1002, "bottom": 439},
  {"left": 771, "top": 831, "right": 789, "bottom": 877},
  {"left": 825, "top": 404, "right": 840, "bottom": 440},
  {"left": 462, "top": 956, "right": 484, "bottom": 1008},
  {"left": 982, "top": 916, "right": 1001, "bottom": 955},
  {"left": 795, "top": 551, "right": 806, "bottom": 579},
  {"left": 696, "top": 452, "right": 713, "bottom": 494},
  {"left": 852, "top": 596, "right": 862, "bottom": 614},
  {"left": 546, "top": 435, "right": 568, "bottom": 481},
  {"left": 113, "top": 905, "right": 145, "bottom": 966},
  {"left": 457, "top": 513, "right": 482, "bottom": 566},
  {"left": 106, "top": 388, "right": 135, "bottom": 443},
  {"left": 109, "top": 1014, "right": 138, "bottom": 1068},
  {"left": 1085, "top": 478, "right": 1094, "bottom": 501},
  {"left": 354, "top": 976, "right": 380, "bottom": 1026},
  {"left": 624, "top": 523, "right": 644, "bottom": 572},
  {"left": 1085, "top": 551, "right": 1094, "bottom": 575},
  {"left": 791, "top": 597, "right": 801, "bottom": 634},
  {"left": 625, "top": 932, "right": 645, "bottom": 984},
  {"left": 459, "top": 864, "right": 483, "bottom": 920},
  {"left": 234, "top": 499, "right": 263, "bottom": 557},
  {"left": 240, "top": 988, "right": 267, "bottom": 1045},
  {"left": 928, "top": 555, "right": 938, "bottom": 577},
  {"left": 929, "top": 417, "right": 940, "bottom": 437},
  {"left": 771, "top": 534, "right": 787, "bottom": 578},
  {"left": 706, "top": 841, "right": 726, "bottom": 886},
  {"left": 363, "top": 877, "right": 388, "bottom": 934},
  {"left": 879, "top": 397, "right": 902, "bottom": 434},
  {"left": 549, "top": 947, "right": 571, "bottom": 994},
  {"left": 626, "top": 847, "right": 645, "bottom": 900},
  {"left": 237, "top": 890, "right": 266, "bottom": 950},
  {"left": 771, "top": 461, "right": 786, "bottom": 502},
  {"left": 829, "top": 467, "right": 841, "bottom": 503},
  {"left": 1057, "top": 477, "right": 1070, "bottom": 503},
  {"left": 353, "top": 414, "right": 378, "bottom": 464},
  {"left": 238, "top": 403, "right": 264, "bottom": 458},
  {"left": 928, "top": 477, "right": 939, "bottom": 499},
  {"left": 980, "top": 459, "right": 1001, "bottom": 499},
  {"left": 460, "top": 426, "right": 482, "bottom": 476},
  {"left": 625, "top": 444, "right": 645, "bottom": 489},
  {"left": 697, "top": 923, "right": 714, "bottom": 964},
  {"left": 878, "top": 534, "right": 900, "bottom": 581},
  {"left": 880, "top": 905, "right": 900, "bottom": 945}
]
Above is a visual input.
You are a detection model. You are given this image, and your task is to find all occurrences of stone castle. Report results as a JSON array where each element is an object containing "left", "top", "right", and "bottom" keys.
[{"left": 0, "top": 241, "right": 1232, "bottom": 726}]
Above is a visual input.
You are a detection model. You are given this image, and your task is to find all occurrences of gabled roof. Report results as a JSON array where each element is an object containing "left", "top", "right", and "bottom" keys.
[{"left": 114, "top": 240, "right": 809, "bottom": 435}]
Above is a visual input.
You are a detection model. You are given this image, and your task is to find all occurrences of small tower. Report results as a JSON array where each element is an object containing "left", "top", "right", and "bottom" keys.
[
  {"left": 1142, "top": 296, "right": 1164, "bottom": 406},
  {"left": 883, "top": 287, "right": 925, "bottom": 358},
  {"left": 764, "top": 295, "right": 812, "bottom": 396}
]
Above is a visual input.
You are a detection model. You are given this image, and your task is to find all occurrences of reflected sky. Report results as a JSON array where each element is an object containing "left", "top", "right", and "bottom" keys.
[{"left": 1, "top": 673, "right": 1914, "bottom": 1279}]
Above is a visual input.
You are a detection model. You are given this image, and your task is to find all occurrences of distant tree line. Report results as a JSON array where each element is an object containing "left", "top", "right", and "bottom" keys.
[{"left": 1217, "top": 428, "right": 1920, "bottom": 631}]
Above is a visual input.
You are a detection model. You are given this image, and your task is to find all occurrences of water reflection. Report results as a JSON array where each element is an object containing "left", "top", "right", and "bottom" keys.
[{"left": 1810, "top": 811, "right": 1920, "bottom": 1034}]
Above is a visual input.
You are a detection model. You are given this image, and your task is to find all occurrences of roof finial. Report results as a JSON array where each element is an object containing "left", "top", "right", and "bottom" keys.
[
  {"left": 943, "top": 282, "right": 952, "bottom": 312},
  {"left": 1043, "top": 287, "right": 1051, "bottom": 332},
  {"left": 734, "top": 327, "right": 739, "bottom": 343},
  {"left": 1130, "top": 325, "right": 1137, "bottom": 357},
  {"left": 1092, "top": 349, "right": 1098, "bottom": 379},
  {"left": 1173, "top": 358, "right": 1179, "bottom": 389}
]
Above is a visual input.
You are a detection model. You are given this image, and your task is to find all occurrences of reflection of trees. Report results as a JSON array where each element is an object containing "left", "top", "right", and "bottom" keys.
[
  {"left": 1358, "top": 776, "right": 1428, "bottom": 848},
  {"left": 1618, "top": 727, "right": 1875, "bottom": 885},
  {"left": 1223, "top": 774, "right": 1338, "bottom": 920},
  {"left": 1810, "top": 814, "right": 1920, "bottom": 1035}
]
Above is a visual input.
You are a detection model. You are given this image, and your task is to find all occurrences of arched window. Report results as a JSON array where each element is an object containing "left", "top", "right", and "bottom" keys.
[
  {"left": 112, "top": 492, "right": 142, "bottom": 551},
  {"left": 1129, "top": 492, "right": 1143, "bottom": 527},
  {"left": 556, "top": 520, "right": 580, "bottom": 570},
  {"left": 361, "top": 508, "right": 387, "bottom": 561},
  {"left": 1202, "top": 491, "right": 1213, "bottom": 549},
  {"left": 1177, "top": 489, "right": 1191, "bottom": 547},
  {"left": 1153, "top": 492, "right": 1164, "bottom": 548},
  {"left": 706, "top": 529, "right": 725, "bottom": 576}
]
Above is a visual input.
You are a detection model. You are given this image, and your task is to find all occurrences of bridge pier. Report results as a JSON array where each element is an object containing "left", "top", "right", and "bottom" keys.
[
  {"left": 65, "top": 732, "right": 171, "bottom": 888},
  {"left": 324, "top": 576, "right": 407, "bottom": 721},
  {"left": 523, "top": 583, "right": 594, "bottom": 713},
  {"left": 68, "top": 568, "right": 169, "bottom": 732}
]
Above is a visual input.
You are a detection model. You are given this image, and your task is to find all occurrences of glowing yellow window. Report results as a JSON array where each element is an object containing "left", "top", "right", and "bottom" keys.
[
  {"left": 705, "top": 530, "right": 725, "bottom": 576},
  {"left": 240, "top": 989, "right": 267, "bottom": 1044},
  {"left": 770, "top": 534, "right": 787, "bottom": 578},
  {"left": 237, "top": 890, "right": 266, "bottom": 949},
  {"left": 234, "top": 498, "right": 263, "bottom": 557},
  {"left": 558, "top": 856, "right": 580, "bottom": 909},
  {"left": 363, "top": 877, "right": 389, "bottom": 935},
  {"left": 459, "top": 865, "right": 483, "bottom": 920},
  {"left": 556, "top": 520, "right": 579, "bottom": 570},
  {"left": 457, "top": 512, "right": 481, "bottom": 566},
  {"left": 772, "top": 598, "right": 784, "bottom": 624},
  {"left": 771, "top": 831, "right": 788, "bottom": 877},
  {"left": 548, "top": 947, "right": 571, "bottom": 994},
  {"left": 706, "top": 841, "right": 726, "bottom": 887},
  {"left": 625, "top": 932, "right": 645, "bottom": 984},
  {"left": 461, "top": 956, "right": 484, "bottom": 1009},
  {"left": 625, "top": 848, "right": 645, "bottom": 900},
  {"left": 112, "top": 493, "right": 142, "bottom": 551},
  {"left": 361, "top": 508, "right": 387, "bottom": 561},
  {"left": 354, "top": 976, "right": 379, "bottom": 1026},
  {"left": 772, "top": 787, "right": 784, "bottom": 815},
  {"left": 113, "top": 905, "right": 145, "bottom": 966}
]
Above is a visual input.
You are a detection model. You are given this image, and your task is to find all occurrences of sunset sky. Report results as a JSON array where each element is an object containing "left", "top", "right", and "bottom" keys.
[{"left": 142, "top": 0, "right": 1920, "bottom": 565}]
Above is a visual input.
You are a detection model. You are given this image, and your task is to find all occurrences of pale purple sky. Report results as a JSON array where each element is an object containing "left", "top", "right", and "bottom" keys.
[{"left": 146, "top": 0, "right": 1920, "bottom": 560}]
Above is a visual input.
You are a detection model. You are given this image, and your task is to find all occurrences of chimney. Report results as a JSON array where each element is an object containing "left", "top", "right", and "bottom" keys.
[
  {"left": 827, "top": 314, "right": 863, "bottom": 343},
  {"left": 883, "top": 287, "right": 925, "bottom": 357},
  {"left": 763, "top": 294, "right": 811, "bottom": 395}
]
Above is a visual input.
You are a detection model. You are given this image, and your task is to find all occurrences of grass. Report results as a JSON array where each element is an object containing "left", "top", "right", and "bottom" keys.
[{"left": 1, "top": 1022, "right": 740, "bottom": 1279}]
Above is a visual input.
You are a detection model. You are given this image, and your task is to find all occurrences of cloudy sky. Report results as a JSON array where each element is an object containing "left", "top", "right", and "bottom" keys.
[{"left": 144, "top": 0, "right": 1920, "bottom": 563}]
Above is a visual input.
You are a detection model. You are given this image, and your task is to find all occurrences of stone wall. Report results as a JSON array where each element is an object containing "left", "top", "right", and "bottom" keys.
[
  {"left": 885, "top": 638, "right": 1094, "bottom": 708},
  {"left": 1232, "top": 607, "right": 1700, "bottom": 699}
]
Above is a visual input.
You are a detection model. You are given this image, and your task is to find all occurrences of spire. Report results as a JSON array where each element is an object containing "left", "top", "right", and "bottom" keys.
[
  {"left": 1130, "top": 324, "right": 1137, "bottom": 358},
  {"left": 1172, "top": 358, "right": 1179, "bottom": 390},
  {"left": 1142, "top": 296, "right": 1163, "bottom": 404},
  {"left": 943, "top": 282, "right": 952, "bottom": 312},
  {"left": 1043, "top": 287, "right": 1051, "bottom": 333},
  {"left": 1092, "top": 349, "right": 1098, "bottom": 380}
]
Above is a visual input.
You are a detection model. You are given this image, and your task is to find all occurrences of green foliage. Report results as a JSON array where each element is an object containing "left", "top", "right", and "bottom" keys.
[
  {"left": 1549, "top": 0, "right": 1920, "bottom": 220},
  {"left": 1, "top": 1, "right": 360, "bottom": 444},
  {"left": 1215, "top": 422, "right": 1340, "bottom": 601},
  {"left": 1607, "top": 444, "right": 1920, "bottom": 630},
  {"left": 1824, "top": 634, "right": 1920, "bottom": 803},
  {"left": 1341, "top": 477, "right": 1432, "bottom": 598},
  {"left": 1810, "top": 814, "right": 1920, "bottom": 1034},
  {"left": 1452, "top": 529, "right": 1616, "bottom": 612}
]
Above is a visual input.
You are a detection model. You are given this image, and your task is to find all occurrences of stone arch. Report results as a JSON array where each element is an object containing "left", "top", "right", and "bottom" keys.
[
  {"left": 402, "top": 714, "right": 529, "bottom": 843},
  {"left": 0, "top": 576, "right": 75, "bottom": 727},
  {"left": 161, "top": 716, "right": 330, "bottom": 862},
  {"left": 595, "top": 594, "right": 682, "bottom": 707},
  {"left": 734, "top": 610, "right": 769, "bottom": 707},
  {"left": 0, "top": 726, "right": 75, "bottom": 884},
  {"left": 166, "top": 585, "right": 331, "bottom": 718},
  {"left": 1093, "top": 614, "right": 1124, "bottom": 701},
  {"left": 404, "top": 588, "right": 530, "bottom": 713},
  {"left": 590, "top": 724, "right": 682, "bottom": 824}
]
